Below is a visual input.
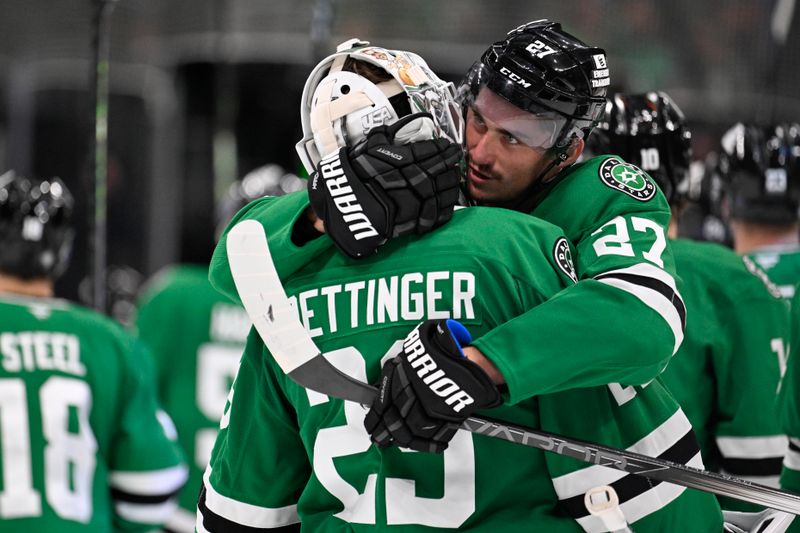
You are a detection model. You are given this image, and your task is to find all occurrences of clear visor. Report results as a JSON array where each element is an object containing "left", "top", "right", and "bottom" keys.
[{"left": 471, "top": 86, "right": 570, "bottom": 150}]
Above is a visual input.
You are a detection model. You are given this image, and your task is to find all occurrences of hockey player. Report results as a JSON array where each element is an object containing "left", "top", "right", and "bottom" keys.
[
  {"left": 0, "top": 171, "right": 187, "bottom": 532},
  {"left": 134, "top": 165, "right": 300, "bottom": 532},
  {"left": 779, "top": 284, "right": 800, "bottom": 533},
  {"left": 718, "top": 123, "right": 800, "bottom": 299},
  {"left": 209, "top": 20, "right": 690, "bottom": 458},
  {"left": 588, "top": 92, "right": 791, "bottom": 510},
  {"left": 201, "top": 40, "right": 723, "bottom": 531}
]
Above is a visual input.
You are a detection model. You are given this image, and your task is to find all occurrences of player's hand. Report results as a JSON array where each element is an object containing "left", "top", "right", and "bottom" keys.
[
  {"left": 307, "top": 113, "right": 462, "bottom": 259},
  {"left": 363, "top": 319, "right": 502, "bottom": 453}
]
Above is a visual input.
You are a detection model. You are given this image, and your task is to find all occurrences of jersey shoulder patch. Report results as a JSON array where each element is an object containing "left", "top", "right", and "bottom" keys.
[
  {"left": 553, "top": 237, "right": 578, "bottom": 283},
  {"left": 597, "top": 156, "right": 657, "bottom": 202}
]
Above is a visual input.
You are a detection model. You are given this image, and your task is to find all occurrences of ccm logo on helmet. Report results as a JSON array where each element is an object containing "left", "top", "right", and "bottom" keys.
[
  {"left": 318, "top": 152, "right": 380, "bottom": 241},
  {"left": 499, "top": 67, "right": 532, "bottom": 88},
  {"left": 403, "top": 326, "right": 475, "bottom": 413}
]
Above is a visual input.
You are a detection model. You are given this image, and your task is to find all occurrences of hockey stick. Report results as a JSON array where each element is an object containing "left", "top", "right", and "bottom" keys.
[
  {"left": 227, "top": 219, "right": 800, "bottom": 515},
  {"left": 87, "top": 0, "right": 119, "bottom": 312}
]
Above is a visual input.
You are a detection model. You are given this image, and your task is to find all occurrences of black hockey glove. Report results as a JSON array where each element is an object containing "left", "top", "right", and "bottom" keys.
[
  {"left": 307, "top": 113, "right": 462, "bottom": 259},
  {"left": 363, "top": 319, "right": 502, "bottom": 453}
]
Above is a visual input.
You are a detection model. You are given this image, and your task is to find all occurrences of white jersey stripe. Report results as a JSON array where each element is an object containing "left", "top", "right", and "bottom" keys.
[
  {"left": 716, "top": 435, "right": 788, "bottom": 459},
  {"left": 595, "top": 276, "right": 683, "bottom": 354},
  {"left": 783, "top": 439, "right": 800, "bottom": 470},
  {"left": 552, "top": 409, "right": 694, "bottom": 498},
  {"left": 116, "top": 499, "right": 180, "bottom": 524},
  {"left": 201, "top": 465, "right": 299, "bottom": 528},
  {"left": 576, "top": 453, "right": 702, "bottom": 532},
  {"left": 165, "top": 506, "right": 197, "bottom": 533},
  {"left": 599, "top": 263, "right": 680, "bottom": 292},
  {"left": 109, "top": 464, "right": 188, "bottom": 495}
]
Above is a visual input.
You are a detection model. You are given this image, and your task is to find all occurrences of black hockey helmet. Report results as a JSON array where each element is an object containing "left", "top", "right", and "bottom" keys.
[
  {"left": 215, "top": 164, "right": 304, "bottom": 240},
  {"left": 0, "top": 171, "right": 75, "bottom": 280},
  {"left": 461, "top": 19, "right": 609, "bottom": 158},
  {"left": 718, "top": 123, "right": 800, "bottom": 225},
  {"left": 589, "top": 92, "right": 692, "bottom": 203}
]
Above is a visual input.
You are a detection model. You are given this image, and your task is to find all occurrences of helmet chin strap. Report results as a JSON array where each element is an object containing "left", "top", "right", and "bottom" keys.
[
  {"left": 464, "top": 149, "right": 569, "bottom": 212},
  {"left": 499, "top": 133, "right": 575, "bottom": 212},
  {"left": 507, "top": 149, "right": 568, "bottom": 213}
]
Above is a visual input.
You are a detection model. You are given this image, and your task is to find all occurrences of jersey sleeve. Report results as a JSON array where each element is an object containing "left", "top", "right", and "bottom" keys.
[
  {"left": 780, "top": 284, "right": 800, "bottom": 493},
  {"left": 713, "top": 287, "right": 789, "bottom": 495},
  {"left": 107, "top": 337, "right": 189, "bottom": 532},
  {"left": 472, "top": 159, "right": 684, "bottom": 405},
  {"left": 210, "top": 191, "right": 334, "bottom": 303},
  {"left": 196, "top": 329, "right": 307, "bottom": 532}
]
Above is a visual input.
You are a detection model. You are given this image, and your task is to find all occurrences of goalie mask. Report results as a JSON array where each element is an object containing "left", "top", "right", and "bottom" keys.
[
  {"left": 0, "top": 171, "right": 75, "bottom": 280},
  {"left": 295, "top": 39, "right": 463, "bottom": 174}
]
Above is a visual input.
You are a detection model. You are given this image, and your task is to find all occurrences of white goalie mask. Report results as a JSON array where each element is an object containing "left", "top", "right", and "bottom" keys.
[{"left": 295, "top": 39, "right": 463, "bottom": 174}]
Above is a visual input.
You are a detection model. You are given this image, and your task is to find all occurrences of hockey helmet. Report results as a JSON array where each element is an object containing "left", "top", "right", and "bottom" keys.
[
  {"left": 0, "top": 171, "right": 75, "bottom": 280},
  {"left": 215, "top": 164, "right": 304, "bottom": 240},
  {"left": 589, "top": 92, "right": 692, "bottom": 203},
  {"left": 718, "top": 123, "right": 800, "bottom": 225},
  {"left": 295, "top": 39, "right": 463, "bottom": 174},
  {"left": 461, "top": 20, "right": 609, "bottom": 156}
]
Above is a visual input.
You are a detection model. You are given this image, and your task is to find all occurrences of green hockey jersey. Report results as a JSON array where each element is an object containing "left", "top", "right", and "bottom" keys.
[
  {"left": 779, "top": 284, "right": 800, "bottom": 495},
  {"left": 201, "top": 206, "right": 722, "bottom": 532},
  {"left": 0, "top": 294, "right": 187, "bottom": 533},
  {"left": 661, "top": 239, "right": 790, "bottom": 511},
  {"left": 210, "top": 156, "right": 686, "bottom": 402},
  {"left": 748, "top": 245, "right": 800, "bottom": 299},
  {"left": 135, "top": 265, "right": 250, "bottom": 532}
]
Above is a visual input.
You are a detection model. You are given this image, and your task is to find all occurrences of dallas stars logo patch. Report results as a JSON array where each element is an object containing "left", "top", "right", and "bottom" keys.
[
  {"left": 553, "top": 237, "right": 578, "bottom": 283},
  {"left": 598, "top": 157, "right": 657, "bottom": 201}
]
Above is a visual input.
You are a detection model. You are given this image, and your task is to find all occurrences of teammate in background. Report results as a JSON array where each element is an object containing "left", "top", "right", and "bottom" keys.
[
  {"left": 0, "top": 171, "right": 187, "bottom": 532},
  {"left": 134, "top": 165, "right": 301, "bottom": 533},
  {"left": 718, "top": 123, "right": 800, "bottom": 299},
  {"left": 201, "top": 40, "right": 723, "bottom": 531},
  {"left": 678, "top": 153, "right": 733, "bottom": 247},
  {"left": 780, "top": 283, "right": 800, "bottom": 533},
  {"left": 588, "top": 92, "right": 791, "bottom": 511}
]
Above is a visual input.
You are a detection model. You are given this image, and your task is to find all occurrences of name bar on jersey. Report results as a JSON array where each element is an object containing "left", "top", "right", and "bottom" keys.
[{"left": 287, "top": 271, "right": 477, "bottom": 338}]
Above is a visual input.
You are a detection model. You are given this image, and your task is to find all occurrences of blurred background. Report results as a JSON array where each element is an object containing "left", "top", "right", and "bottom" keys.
[{"left": 0, "top": 0, "right": 797, "bottom": 307}]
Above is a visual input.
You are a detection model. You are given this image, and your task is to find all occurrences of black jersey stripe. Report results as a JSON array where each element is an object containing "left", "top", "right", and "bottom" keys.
[
  {"left": 557, "top": 429, "right": 699, "bottom": 519},
  {"left": 594, "top": 272, "right": 687, "bottom": 330},
  {"left": 198, "top": 485, "right": 300, "bottom": 533},
  {"left": 790, "top": 440, "right": 800, "bottom": 454},
  {"left": 110, "top": 485, "right": 181, "bottom": 504},
  {"left": 720, "top": 456, "right": 784, "bottom": 477}
]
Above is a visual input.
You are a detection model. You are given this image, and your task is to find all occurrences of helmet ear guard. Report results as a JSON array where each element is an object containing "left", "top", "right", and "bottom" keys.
[{"left": 296, "top": 39, "right": 463, "bottom": 175}]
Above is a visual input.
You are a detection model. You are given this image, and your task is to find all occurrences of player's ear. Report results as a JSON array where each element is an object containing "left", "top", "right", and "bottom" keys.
[{"left": 561, "top": 137, "right": 584, "bottom": 167}]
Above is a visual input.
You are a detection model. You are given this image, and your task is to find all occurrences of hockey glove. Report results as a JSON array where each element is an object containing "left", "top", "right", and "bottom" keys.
[
  {"left": 307, "top": 113, "right": 462, "bottom": 259},
  {"left": 363, "top": 319, "right": 502, "bottom": 453}
]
